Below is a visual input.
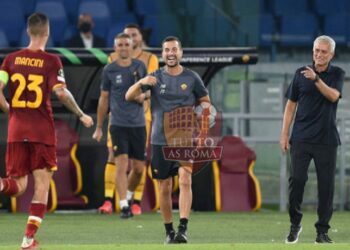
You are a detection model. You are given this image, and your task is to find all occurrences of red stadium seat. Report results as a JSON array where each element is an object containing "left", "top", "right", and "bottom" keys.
[
  {"left": 212, "top": 136, "right": 262, "bottom": 211},
  {"left": 11, "top": 119, "right": 87, "bottom": 212},
  {"left": 53, "top": 119, "right": 88, "bottom": 208}
]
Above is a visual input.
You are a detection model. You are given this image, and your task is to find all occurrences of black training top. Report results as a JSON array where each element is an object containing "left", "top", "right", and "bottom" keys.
[{"left": 285, "top": 63, "right": 345, "bottom": 146}]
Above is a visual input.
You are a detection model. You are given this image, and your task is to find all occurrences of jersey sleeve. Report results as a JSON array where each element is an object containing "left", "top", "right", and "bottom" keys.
[
  {"left": 140, "top": 61, "right": 147, "bottom": 78},
  {"left": 50, "top": 55, "right": 66, "bottom": 91},
  {"left": 285, "top": 70, "right": 300, "bottom": 102},
  {"left": 101, "top": 65, "right": 111, "bottom": 91},
  {"left": 332, "top": 67, "right": 345, "bottom": 98},
  {"left": 147, "top": 54, "right": 159, "bottom": 74},
  {"left": 192, "top": 71, "right": 209, "bottom": 99}
]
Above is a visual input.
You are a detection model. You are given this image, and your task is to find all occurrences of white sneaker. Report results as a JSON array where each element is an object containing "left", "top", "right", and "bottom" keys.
[{"left": 21, "top": 236, "right": 39, "bottom": 249}]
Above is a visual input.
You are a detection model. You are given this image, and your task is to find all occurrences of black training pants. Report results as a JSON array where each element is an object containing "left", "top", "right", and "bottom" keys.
[{"left": 288, "top": 141, "right": 337, "bottom": 233}]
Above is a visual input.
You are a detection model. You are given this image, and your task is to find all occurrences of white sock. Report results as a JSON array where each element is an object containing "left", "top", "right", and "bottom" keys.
[
  {"left": 119, "top": 199, "right": 128, "bottom": 209},
  {"left": 126, "top": 190, "right": 134, "bottom": 201}
]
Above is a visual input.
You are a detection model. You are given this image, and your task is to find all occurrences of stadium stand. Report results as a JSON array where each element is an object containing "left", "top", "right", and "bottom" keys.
[
  {"left": 0, "top": 0, "right": 349, "bottom": 49},
  {"left": 259, "top": 14, "right": 276, "bottom": 47},
  {"left": 78, "top": 0, "right": 111, "bottom": 38},
  {"left": 18, "top": 0, "right": 36, "bottom": 18},
  {"left": 0, "top": 1, "right": 25, "bottom": 46},
  {"left": 279, "top": 13, "right": 319, "bottom": 47},
  {"left": 142, "top": 14, "right": 182, "bottom": 47},
  {"left": 0, "top": 30, "right": 9, "bottom": 48},
  {"left": 34, "top": 1, "right": 68, "bottom": 46},
  {"left": 323, "top": 14, "right": 348, "bottom": 46},
  {"left": 272, "top": 0, "right": 310, "bottom": 16}
]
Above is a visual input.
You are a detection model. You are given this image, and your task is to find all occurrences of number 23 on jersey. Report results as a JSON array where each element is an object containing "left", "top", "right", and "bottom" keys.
[{"left": 11, "top": 73, "right": 43, "bottom": 108}]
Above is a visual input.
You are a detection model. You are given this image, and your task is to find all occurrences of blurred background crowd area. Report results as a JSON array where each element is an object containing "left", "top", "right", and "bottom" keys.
[{"left": 1, "top": 0, "right": 350, "bottom": 62}]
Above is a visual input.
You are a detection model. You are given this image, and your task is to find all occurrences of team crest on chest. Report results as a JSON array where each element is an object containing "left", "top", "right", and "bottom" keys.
[
  {"left": 180, "top": 83, "right": 187, "bottom": 90},
  {"left": 160, "top": 84, "right": 166, "bottom": 94},
  {"left": 115, "top": 74, "right": 122, "bottom": 84}
]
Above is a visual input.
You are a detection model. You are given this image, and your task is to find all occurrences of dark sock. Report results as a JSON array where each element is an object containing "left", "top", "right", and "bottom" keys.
[
  {"left": 179, "top": 218, "right": 188, "bottom": 230},
  {"left": 164, "top": 222, "right": 174, "bottom": 234},
  {"left": 133, "top": 199, "right": 141, "bottom": 205},
  {"left": 106, "top": 197, "right": 113, "bottom": 203}
]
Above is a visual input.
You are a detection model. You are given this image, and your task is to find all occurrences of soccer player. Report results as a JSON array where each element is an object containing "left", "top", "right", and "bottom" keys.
[
  {"left": 0, "top": 12, "right": 93, "bottom": 250},
  {"left": 98, "top": 24, "right": 158, "bottom": 215},
  {"left": 126, "top": 36, "right": 210, "bottom": 243},
  {"left": 280, "top": 35, "right": 344, "bottom": 244},
  {"left": 92, "top": 33, "right": 147, "bottom": 219}
]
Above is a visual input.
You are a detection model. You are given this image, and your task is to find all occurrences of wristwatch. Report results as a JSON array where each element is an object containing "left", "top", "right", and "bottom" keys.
[{"left": 314, "top": 74, "right": 320, "bottom": 83}]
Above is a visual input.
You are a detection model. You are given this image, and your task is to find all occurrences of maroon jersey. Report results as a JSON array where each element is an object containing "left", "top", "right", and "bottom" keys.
[{"left": 1, "top": 49, "right": 66, "bottom": 145}]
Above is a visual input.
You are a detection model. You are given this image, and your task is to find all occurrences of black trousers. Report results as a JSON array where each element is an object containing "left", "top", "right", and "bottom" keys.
[{"left": 288, "top": 141, "right": 337, "bottom": 233}]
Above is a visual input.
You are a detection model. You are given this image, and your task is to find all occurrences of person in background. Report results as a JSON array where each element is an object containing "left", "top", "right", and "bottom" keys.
[
  {"left": 64, "top": 13, "right": 106, "bottom": 48},
  {"left": 93, "top": 33, "right": 147, "bottom": 219},
  {"left": 0, "top": 12, "right": 93, "bottom": 250},
  {"left": 280, "top": 35, "right": 345, "bottom": 244},
  {"left": 98, "top": 24, "right": 158, "bottom": 215}
]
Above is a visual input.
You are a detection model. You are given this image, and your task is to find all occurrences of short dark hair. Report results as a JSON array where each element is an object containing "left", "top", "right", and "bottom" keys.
[
  {"left": 162, "top": 36, "right": 182, "bottom": 49},
  {"left": 27, "top": 12, "right": 49, "bottom": 36},
  {"left": 124, "top": 23, "right": 142, "bottom": 34}
]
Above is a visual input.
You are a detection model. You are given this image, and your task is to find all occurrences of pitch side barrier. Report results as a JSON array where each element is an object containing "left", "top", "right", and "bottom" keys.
[{"left": 0, "top": 47, "right": 258, "bottom": 210}]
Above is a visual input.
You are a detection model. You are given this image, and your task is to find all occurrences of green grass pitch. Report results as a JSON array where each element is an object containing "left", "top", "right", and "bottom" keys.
[{"left": 0, "top": 210, "right": 349, "bottom": 249}]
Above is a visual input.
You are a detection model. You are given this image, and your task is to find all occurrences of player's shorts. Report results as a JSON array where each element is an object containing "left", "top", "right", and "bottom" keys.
[
  {"left": 109, "top": 125, "right": 146, "bottom": 160},
  {"left": 150, "top": 145, "right": 180, "bottom": 180},
  {"left": 6, "top": 142, "right": 57, "bottom": 178}
]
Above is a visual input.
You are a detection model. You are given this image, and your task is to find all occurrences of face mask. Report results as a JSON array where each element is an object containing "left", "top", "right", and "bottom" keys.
[{"left": 79, "top": 22, "right": 92, "bottom": 33}]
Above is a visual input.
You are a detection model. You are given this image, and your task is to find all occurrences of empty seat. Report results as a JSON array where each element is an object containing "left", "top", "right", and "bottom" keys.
[
  {"left": 212, "top": 136, "right": 262, "bottom": 211},
  {"left": 0, "top": 30, "right": 9, "bottom": 48},
  {"left": 108, "top": 0, "right": 130, "bottom": 17},
  {"left": 64, "top": 0, "right": 80, "bottom": 22},
  {"left": 53, "top": 119, "right": 88, "bottom": 208},
  {"left": 35, "top": 1, "right": 68, "bottom": 46},
  {"left": 133, "top": 0, "right": 171, "bottom": 17},
  {"left": 280, "top": 13, "right": 318, "bottom": 46},
  {"left": 78, "top": 1, "right": 111, "bottom": 38},
  {"left": 143, "top": 15, "right": 182, "bottom": 47},
  {"left": 273, "top": 0, "right": 309, "bottom": 16},
  {"left": 259, "top": 14, "right": 277, "bottom": 47},
  {"left": 313, "top": 0, "right": 346, "bottom": 16},
  {"left": 0, "top": 1, "right": 25, "bottom": 46},
  {"left": 193, "top": 15, "right": 235, "bottom": 47},
  {"left": 324, "top": 14, "right": 348, "bottom": 45},
  {"left": 18, "top": 0, "right": 36, "bottom": 17}
]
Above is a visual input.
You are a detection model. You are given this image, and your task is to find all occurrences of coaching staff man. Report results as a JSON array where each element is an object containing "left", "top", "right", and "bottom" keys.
[{"left": 280, "top": 35, "right": 345, "bottom": 244}]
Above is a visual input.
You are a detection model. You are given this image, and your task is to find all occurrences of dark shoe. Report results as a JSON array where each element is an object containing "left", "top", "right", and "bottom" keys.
[
  {"left": 285, "top": 225, "right": 302, "bottom": 244},
  {"left": 164, "top": 230, "right": 176, "bottom": 244},
  {"left": 174, "top": 225, "right": 187, "bottom": 243},
  {"left": 120, "top": 206, "right": 133, "bottom": 219},
  {"left": 315, "top": 232, "right": 334, "bottom": 243}
]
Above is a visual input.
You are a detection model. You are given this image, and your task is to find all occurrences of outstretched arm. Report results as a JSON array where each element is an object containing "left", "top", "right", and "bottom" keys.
[{"left": 53, "top": 86, "right": 93, "bottom": 127}]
